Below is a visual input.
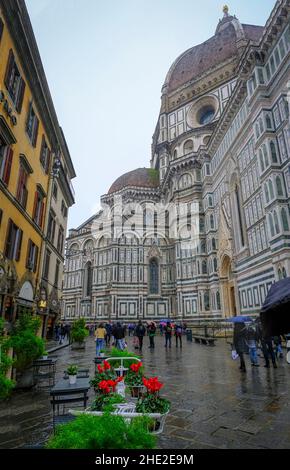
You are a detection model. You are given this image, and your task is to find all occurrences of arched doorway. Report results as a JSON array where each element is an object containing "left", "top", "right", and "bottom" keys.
[{"left": 220, "top": 255, "right": 237, "bottom": 317}]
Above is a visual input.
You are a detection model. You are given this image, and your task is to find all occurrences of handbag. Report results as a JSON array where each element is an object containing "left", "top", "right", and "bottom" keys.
[{"left": 231, "top": 349, "right": 239, "bottom": 360}]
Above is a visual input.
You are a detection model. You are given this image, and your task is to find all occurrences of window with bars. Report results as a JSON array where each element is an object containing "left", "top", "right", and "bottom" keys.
[
  {"left": 4, "top": 50, "right": 26, "bottom": 113},
  {"left": 57, "top": 225, "right": 64, "bottom": 253}
]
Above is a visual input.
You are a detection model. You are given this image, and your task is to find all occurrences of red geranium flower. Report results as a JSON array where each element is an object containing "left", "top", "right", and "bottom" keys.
[
  {"left": 97, "top": 365, "right": 104, "bottom": 373},
  {"left": 103, "top": 360, "right": 111, "bottom": 370},
  {"left": 130, "top": 362, "right": 142, "bottom": 373},
  {"left": 142, "top": 376, "right": 163, "bottom": 393}
]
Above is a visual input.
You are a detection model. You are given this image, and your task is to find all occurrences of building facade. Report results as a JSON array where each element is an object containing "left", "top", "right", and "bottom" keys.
[
  {"left": 0, "top": 0, "right": 75, "bottom": 336},
  {"left": 63, "top": 2, "right": 290, "bottom": 323}
]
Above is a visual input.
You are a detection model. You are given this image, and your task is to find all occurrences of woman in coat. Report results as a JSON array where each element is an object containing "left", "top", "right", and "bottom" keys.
[{"left": 233, "top": 322, "right": 248, "bottom": 372}]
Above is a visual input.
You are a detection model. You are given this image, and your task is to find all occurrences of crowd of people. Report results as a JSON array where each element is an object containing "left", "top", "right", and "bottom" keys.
[
  {"left": 92, "top": 320, "right": 188, "bottom": 355},
  {"left": 233, "top": 318, "right": 287, "bottom": 372}
]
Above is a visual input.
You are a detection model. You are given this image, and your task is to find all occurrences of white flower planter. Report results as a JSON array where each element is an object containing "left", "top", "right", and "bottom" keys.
[{"left": 68, "top": 375, "right": 77, "bottom": 385}]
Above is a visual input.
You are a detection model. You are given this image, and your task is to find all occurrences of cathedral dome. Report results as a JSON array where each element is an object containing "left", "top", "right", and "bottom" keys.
[
  {"left": 163, "top": 12, "right": 263, "bottom": 94},
  {"left": 108, "top": 168, "right": 159, "bottom": 194}
]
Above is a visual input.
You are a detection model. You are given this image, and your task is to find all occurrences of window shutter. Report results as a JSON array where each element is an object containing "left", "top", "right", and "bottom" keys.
[
  {"left": 40, "top": 136, "right": 45, "bottom": 167},
  {"left": 34, "top": 245, "right": 39, "bottom": 272},
  {"left": 4, "top": 219, "right": 12, "bottom": 258},
  {"left": 15, "top": 228, "right": 23, "bottom": 261},
  {"left": 32, "top": 116, "right": 39, "bottom": 147},
  {"left": 3, "top": 147, "right": 13, "bottom": 185},
  {"left": 39, "top": 200, "right": 45, "bottom": 229},
  {"left": 32, "top": 191, "right": 38, "bottom": 220},
  {"left": 26, "top": 239, "right": 32, "bottom": 269},
  {"left": 16, "top": 77, "right": 26, "bottom": 113},
  {"left": 4, "top": 49, "right": 14, "bottom": 90},
  {"left": 0, "top": 18, "right": 4, "bottom": 42}
]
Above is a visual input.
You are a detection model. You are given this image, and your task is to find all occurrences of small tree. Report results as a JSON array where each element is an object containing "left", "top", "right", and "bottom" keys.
[
  {"left": 8, "top": 314, "right": 45, "bottom": 372},
  {"left": 70, "top": 319, "right": 89, "bottom": 344},
  {"left": 0, "top": 318, "right": 15, "bottom": 399}
]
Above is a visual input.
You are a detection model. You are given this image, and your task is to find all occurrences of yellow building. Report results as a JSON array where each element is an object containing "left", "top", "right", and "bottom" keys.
[{"left": 0, "top": 0, "right": 75, "bottom": 330}]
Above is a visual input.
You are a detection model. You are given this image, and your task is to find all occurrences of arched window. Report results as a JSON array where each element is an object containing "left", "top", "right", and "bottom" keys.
[
  {"left": 278, "top": 268, "right": 283, "bottom": 280},
  {"left": 204, "top": 291, "right": 210, "bottom": 311},
  {"left": 276, "top": 176, "right": 284, "bottom": 196},
  {"left": 262, "top": 144, "right": 269, "bottom": 166},
  {"left": 264, "top": 184, "right": 269, "bottom": 203},
  {"left": 268, "top": 180, "right": 274, "bottom": 199},
  {"left": 282, "top": 267, "right": 287, "bottom": 278},
  {"left": 84, "top": 261, "right": 92, "bottom": 297},
  {"left": 210, "top": 214, "right": 214, "bottom": 229},
  {"left": 273, "top": 210, "right": 280, "bottom": 234},
  {"left": 281, "top": 208, "right": 289, "bottom": 231},
  {"left": 202, "top": 260, "right": 207, "bottom": 274},
  {"left": 183, "top": 140, "right": 193, "bottom": 155},
  {"left": 200, "top": 239, "right": 206, "bottom": 253},
  {"left": 149, "top": 258, "right": 159, "bottom": 294},
  {"left": 213, "top": 258, "right": 218, "bottom": 272},
  {"left": 212, "top": 238, "right": 216, "bottom": 251},
  {"left": 173, "top": 149, "right": 178, "bottom": 160},
  {"left": 270, "top": 141, "right": 278, "bottom": 163},
  {"left": 216, "top": 291, "right": 221, "bottom": 310},
  {"left": 265, "top": 114, "right": 272, "bottom": 129},
  {"left": 259, "top": 149, "right": 264, "bottom": 172},
  {"left": 269, "top": 213, "right": 275, "bottom": 237},
  {"left": 234, "top": 184, "right": 245, "bottom": 248}
]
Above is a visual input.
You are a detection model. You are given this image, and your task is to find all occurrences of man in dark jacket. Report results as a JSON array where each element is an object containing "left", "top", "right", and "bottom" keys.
[
  {"left": 112, "top": 322, "right": 125, "bottom": 350},
  {"left": 233, "top": 322, "right": 248, "bottom": 372},
  {"left": 135, "top": 320, "right": 146, "bottom": 351},
  {"left": 256, "top": 319, "right": 277, "bottom": 368}
]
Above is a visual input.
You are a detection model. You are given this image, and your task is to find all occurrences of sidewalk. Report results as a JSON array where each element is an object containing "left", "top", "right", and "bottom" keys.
[{"left": 46, "top": 337, "right": 70, "bottom": 353}]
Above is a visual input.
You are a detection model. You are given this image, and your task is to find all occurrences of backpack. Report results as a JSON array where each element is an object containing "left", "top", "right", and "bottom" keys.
[{"left": 176, "top": 327, "right": 182, "bottom": 335}]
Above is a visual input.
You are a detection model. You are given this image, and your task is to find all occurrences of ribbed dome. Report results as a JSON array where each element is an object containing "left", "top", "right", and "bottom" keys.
[
  {"left": 164, "top": 20, "right": 263, "bottom": 93},
  {"left": 108, "top": 168, "right": 159, "bottom": 194}
]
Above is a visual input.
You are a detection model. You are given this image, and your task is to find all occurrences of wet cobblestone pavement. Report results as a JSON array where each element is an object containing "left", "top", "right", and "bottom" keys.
[{"left": 0, "top": 335, "right": 290, "bottom": 449}]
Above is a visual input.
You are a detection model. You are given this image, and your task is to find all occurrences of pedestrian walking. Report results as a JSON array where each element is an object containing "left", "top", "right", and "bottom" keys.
[
  {"left": 245, "top": 323, "right": 259, "bottom": 366},
  {"left": 256, "top": 319, "right": 277, "bottom": 368},
  {"left": 59, "top": 323, "right": 66, "bottom": 345},
  {"left": 175, "top": 324, "right": 183, "bottom": 348},
  {"left": 148, "top": 322, "right": 156, "bottom": 349},
  {"left": 112, "top": 322, "right": 126, "bottom": 350},
  {"left": 273, "top": 335, "right": 283, "bottom": 358},
  {"left": 95, "top": 323, "right": 106, "bottom": 356},
  {"left": 135, "top": 320, "right": 146, "bottom": 351},
  {"left": 105, "top": 322, "right": 112, "bottom": 346},
  {"left": 233, "top": 322, "right": 248, "bottom": 372},
  {"left": 164, "top": 321, "right": 172, "bottom": 348}
]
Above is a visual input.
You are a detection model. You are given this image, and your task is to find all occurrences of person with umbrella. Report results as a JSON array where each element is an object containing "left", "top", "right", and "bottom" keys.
[
  {"left": 256, "top": 318, "right": 277, "bottom": 368},
  {"left": 233, "top": 320, "right": 248, "bottom": 372}
]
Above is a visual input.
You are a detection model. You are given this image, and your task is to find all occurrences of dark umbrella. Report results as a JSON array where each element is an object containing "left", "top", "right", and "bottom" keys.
[
  {"left": 260, "top": 277, "right": 290, "bottom": 336},
  {"left": 225, "top": 316, "right": 253, "bottom": 323}
]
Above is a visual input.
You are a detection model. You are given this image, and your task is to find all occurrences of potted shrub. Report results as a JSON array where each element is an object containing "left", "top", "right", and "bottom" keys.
[
  {"left": 46, "top": 413, "right": 156, "bottom": 449},
  {"left": 90, "top": 360, "right": 116, "bottom": 392},
  {"left": 125, "top": 362, "right": 145, "bottom": 398},
  {"left": 8, "top": 314, "right": 45, "bottom": 388},
  {"left": 71, "top": 319, "right": 89, "bottom": 350},
  {"left": 67, "top": 365, "right": 78, "bottom": 385},
  {"left": 42, "top": 351, "right": 48, "bottom": 360},
  {"left": 0, "top": 318, "right": 15, "bottom": 399},
  {"left": 136, "top": 377, "right": 171, "bottom": 432}
]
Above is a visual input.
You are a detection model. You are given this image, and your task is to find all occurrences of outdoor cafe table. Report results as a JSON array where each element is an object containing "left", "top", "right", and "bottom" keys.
[{"left": 50, "top": 377, "right": 90, "bottom": 417}]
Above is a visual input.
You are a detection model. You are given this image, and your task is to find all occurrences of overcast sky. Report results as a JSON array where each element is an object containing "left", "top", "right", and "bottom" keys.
[{"left": 25, "top": 0, "right": 276, "bottom": 230}]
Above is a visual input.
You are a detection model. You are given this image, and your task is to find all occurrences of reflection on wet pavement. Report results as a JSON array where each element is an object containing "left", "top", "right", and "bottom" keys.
[{"left": 0, "top": 334, "right": 289, "bottom": 449}]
